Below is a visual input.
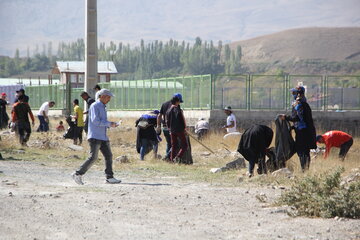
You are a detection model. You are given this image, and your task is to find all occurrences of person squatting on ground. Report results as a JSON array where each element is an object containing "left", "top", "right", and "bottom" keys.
[
  {"left": 166, "top": 94, "right": 188, "bottom": 163},
  {"left": 80, "top": 91, "right": 95, "bottom": 134},
  {"left": 317, "top": 130, "right": 353, "bottom": 160},
  {"left": 238, "top": 124, "right": 273, "bottom": 177},
  {"left": 72, "top": 89, "right": 121, "bottom": 185},
  {"left": 11, "top": 95, "right": 35, "bottom": 146},
  {"left": 0, "top": 92, "right": 9, "bottom": 129},
  {"left": 136, "top": 110, "right": 160, "bottom": 161},
  {"left": 281, "top": 86, "right": 316, "bottom": 171},
  {"left": 157, "top": 93, "right": 183, "bottom": 161},
  {"left": 56, "top": 121, "right": 65, "bottom": 132},
  {"left": 195, "top": 117, "right": 209, "bottom": 140},
  {"left": 222, "top": 106, "right": 237, "bottom": 133},
  {"left": 72, "top": 99, "right": 84, "bottom": 145},
  {"left": 37, "top": 101, "right": 55, "bottom": 132}
]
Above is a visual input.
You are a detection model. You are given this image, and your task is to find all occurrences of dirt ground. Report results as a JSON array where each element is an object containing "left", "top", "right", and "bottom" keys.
[
  {"left": 1, "top": 118, "right": 360, "bottom": 240},
  {"left": 1, "top": 158, "right": 359, "bottom": 240}
]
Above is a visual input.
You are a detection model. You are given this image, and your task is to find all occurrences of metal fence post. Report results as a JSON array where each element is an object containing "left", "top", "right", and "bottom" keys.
[
  {"left": 341, "top": 80, "right": 344, "bottom": 110},
  {"left": 199, "top": 75, "right": 203, "bottom": 109},
  {"left": 221, "top": 87, "right": 224, "bottom": 109},
  {"left": 150, "top": 79, "right": 153, "bottom": 109},
  {"left": 143, "top": 79, "right": 145, "bottom": 109},
  {"left": 190, "top": 76, "right": 193, "bottom": 109},
  {"left": 135, "top": 80, "right": 138, "bottom": 109},
  {"left": 269, "top": 87, "right": 272, "bottom": 109},
  {"left": 128, "top": 80, "right": 130, "bottom": 109},
  {"left": 325, "top": 75, "right": 328, "bottom": 111},
  {"left": 182, "top": 76, "right": 185, "bottom": 105},
  {"left": 210, "top": 74, "right": 214, "bottom": 110},
  {"left": 248, "top": 74, "right": 252, "bottom": 110},
  {"left": 157, "top": 80, "right": 160, "bottom": 107},
  {"left": 166, "top": 78, "right": 169, "bottom": 101}
]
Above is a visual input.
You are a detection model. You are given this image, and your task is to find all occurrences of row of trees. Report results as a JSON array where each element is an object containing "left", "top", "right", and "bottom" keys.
[{"left": 0, "top": 38, "right": 243, "bottom": 79}]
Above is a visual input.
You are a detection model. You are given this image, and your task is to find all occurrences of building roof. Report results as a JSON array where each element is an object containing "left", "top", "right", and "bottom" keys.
[
  {"left": 110, "top": 80, "right": 184, "bottom": 89},
  {"left": 53, "top": 61, "right": 118, "bottom": 74}
]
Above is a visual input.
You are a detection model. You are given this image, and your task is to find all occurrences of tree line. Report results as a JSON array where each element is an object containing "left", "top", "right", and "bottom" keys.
[{"left": 0, "top": 37, "right": 242, "bottom": 79}]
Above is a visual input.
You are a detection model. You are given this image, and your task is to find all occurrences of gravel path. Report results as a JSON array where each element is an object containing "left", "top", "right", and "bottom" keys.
[{"left": 0, "top": 160, "right": 359, "bottom": 240}]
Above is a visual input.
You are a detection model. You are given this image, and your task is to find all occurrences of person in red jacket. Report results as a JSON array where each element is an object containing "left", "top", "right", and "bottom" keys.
[{"left": 316, "top": 131, "right": 353, "bottom": 160}]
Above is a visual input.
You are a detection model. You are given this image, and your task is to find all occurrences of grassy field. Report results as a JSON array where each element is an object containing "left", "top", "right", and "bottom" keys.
[{"left": 1, "top": 117, "right": 359, "bottom": 188}]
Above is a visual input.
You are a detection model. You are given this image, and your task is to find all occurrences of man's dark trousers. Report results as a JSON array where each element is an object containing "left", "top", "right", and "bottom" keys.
[
  {"left": 76, "top": 138, "right": 114, "bottom": 178},
  {"left": 37, "top": 115, "right": 49, "bottom": 132}
]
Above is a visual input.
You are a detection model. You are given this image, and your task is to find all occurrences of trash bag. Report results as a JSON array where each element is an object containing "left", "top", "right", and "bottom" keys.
[
  {"left": 275, "top": 117, "right": 296, "bottom": 168},
  {"left": 175, "top": 135, "right": 193, "bottom": 165}
]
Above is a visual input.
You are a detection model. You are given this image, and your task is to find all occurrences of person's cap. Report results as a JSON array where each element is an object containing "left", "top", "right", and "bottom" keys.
[
  {"left": 290, "top": 86, "right": 305, "bottom": 94},
  {"left": 173, "top": 93, "right": 183, "bottom": 103},
  {"left": 1, "top": 92, "right": 6, "bottom": 96},
  {"left": 290, "top": 88, "right": 298, "bottom": 93},
  {"left": 16, "top": 88, "right": 25, "bottom": 93},
  {"left": 153, "top": 110, "right": 160, "bottom": 115},
  {"left": 97, "top": 89, "right": 114, "bottom": 97},
  {"left": 316, "top": 135, "right": 322, "bottom": 142},
  {"left": 224, "top": 106, "right": 232, "bottom": 111}
]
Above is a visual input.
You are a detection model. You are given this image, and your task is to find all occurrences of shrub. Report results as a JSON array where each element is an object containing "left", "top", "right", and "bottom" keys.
[{"left": 278, "top": 168, "right": 360, "bottom": 218}]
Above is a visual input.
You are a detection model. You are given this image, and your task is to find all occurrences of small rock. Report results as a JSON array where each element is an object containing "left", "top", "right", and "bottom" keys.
[
  {"left": 272, "top": 168, "right": 293, "bottom": 178},
  {"left": 238, "top": 177, "right": 244, "bottom": 183},
  {"left": 14, "top": 150, "right": 25, "bottom": 154},
  {"left": 255, "top": 193, "right": 267, "bottom": 203},
  {"left": 126, "top": 127, "right": 132, "bottom": 132},
  {"left": 272, "top": 208, "right": 287, "bottom": 214},
  {"left": 8, "top": 192, "right": 13, "bottom": 197},
  {"left": 326, "top": 228, "right": 330, "bottom": 232},
  {"left": 115, "top": 155, "right": 129, "bottom": 163},
  {"left": 200, "top": 152, "right": 211, "bottom": 157},
  {"left": 225, "top": 158, "right": 246, "bottom": 169},
  {"left": 210, "top": 168, "right": 222, "bottom": 173},
  {"left": 5, "top": 181, "right": 17, "bottom": 186},
  {"left": 68, "top": 145, "right": 83, "bottom": 151}
]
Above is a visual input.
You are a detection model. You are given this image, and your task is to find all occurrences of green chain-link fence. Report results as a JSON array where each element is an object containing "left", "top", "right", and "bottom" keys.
[{"left": 24, "top": 74, "right": 360, "bottom": 112}]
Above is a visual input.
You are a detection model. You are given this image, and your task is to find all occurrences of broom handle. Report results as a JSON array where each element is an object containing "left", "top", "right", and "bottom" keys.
[{"left": 187, "top": 133, "right": 215, "bottom": 154}]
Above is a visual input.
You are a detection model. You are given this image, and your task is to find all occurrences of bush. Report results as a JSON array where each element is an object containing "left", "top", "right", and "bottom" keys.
[{"left": 278, "top": 168, "right": 360, "bottom": 218}]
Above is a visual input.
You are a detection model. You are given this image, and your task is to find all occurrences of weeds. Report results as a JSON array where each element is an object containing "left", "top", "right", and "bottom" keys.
[{"left": 278, "top": 167, "right": 360, "bottom": 218}]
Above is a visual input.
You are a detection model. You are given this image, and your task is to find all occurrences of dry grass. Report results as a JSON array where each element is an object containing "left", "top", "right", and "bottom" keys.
[{"left": 0, "top": 117, "right": 359, "bottom": 187}]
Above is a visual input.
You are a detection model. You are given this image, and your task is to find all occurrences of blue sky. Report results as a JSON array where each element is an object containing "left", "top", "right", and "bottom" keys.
[{"left": 0, "top": 0, "right": 359, "bottom": 56}]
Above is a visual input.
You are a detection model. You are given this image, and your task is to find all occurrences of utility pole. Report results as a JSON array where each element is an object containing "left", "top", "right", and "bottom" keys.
[{"left": 85, "top": 0, "right": 98, "bottom": 108}]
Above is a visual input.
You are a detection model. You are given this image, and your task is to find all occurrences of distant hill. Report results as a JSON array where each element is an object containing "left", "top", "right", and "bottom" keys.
[
  {"left": 231, "top": 27, "right": 360, "bottom": 64},
  {"left": 1, "top": 0, "right": 360, "bottom": 57}
]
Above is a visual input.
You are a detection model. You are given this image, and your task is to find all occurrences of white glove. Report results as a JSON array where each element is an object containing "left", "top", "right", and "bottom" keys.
[{"left": 156, "top": 126, "right": 161, "bottom": 135}]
